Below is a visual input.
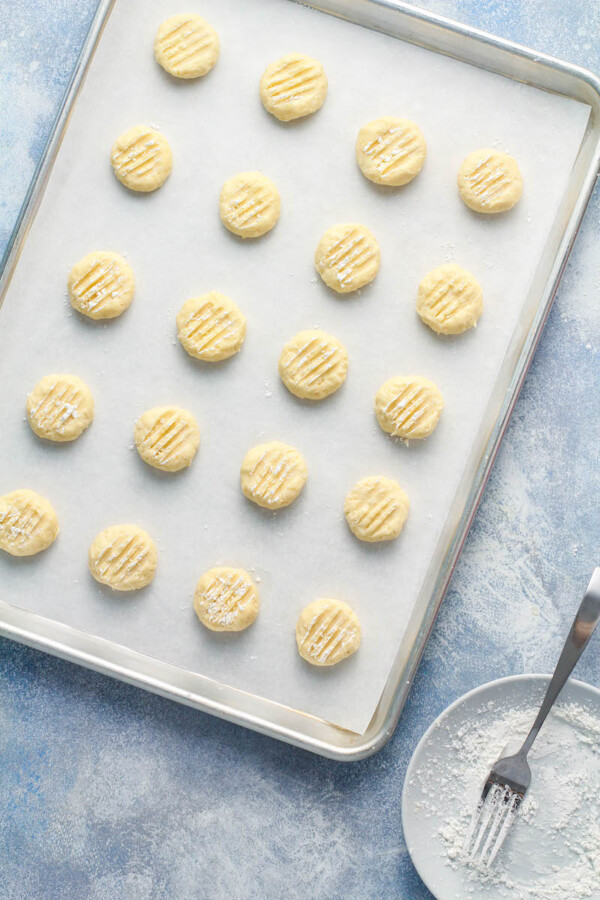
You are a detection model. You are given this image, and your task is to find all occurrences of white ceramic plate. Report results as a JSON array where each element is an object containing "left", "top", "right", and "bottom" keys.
[{"left": 402, "top": 674, "right": 600, "bottom": 900}]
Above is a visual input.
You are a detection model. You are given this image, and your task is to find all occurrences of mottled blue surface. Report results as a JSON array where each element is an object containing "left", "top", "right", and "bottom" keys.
[{"left": 1, "top": 2, "right": 599, "bottom": 898}]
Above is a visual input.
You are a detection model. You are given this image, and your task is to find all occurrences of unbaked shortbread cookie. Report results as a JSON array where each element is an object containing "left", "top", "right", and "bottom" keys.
[
  {"left": 177, "top": 292, "right": 246, "bottom": 361},
  {"left": 279, "top": 329, "right": 348, "bottom": 400},
  {"left": 135, "top": 406, "right": 200, "bottom": 472},
  {"left": 241, "top": 441, "right": 307, "bottom": 510},
  {"left": 458, "top": 148, "right": 523, "bottom": 214},
  {"left": 0, "top": 489, "right": 59, "bottom": 557},
  {"left": 154, "top": 14, "right": 219, "bottom": 79},
  {"left": 260, "top": 53, "right": 327, "bottom": 122},
  {"left": 315, "top": 223, "right": 380, "bottom": 294},
  {"left": 416, "top": 263, "right": 483, "bottom": 335},
  {"left": 220, "top": 171, "right": 281, "bottom": 239},
  {"left": 68, "top": 251, "right": 135, "bottom": 320},
  {"left": 344, "top": 476, "right": 410, "bottom": 543},
  {"left": 356, "top": 117, "right": 426, "bottom": 186},
  {"left": 194, "top": 567, "right": 259, "bottom": 632},
  {"left": 296, "top": 598, "right": 361, "bottom": 667},
  {"left": 27, "top": 374, "right": 94, "bottom": 442},
  {"left": 375, "top": 375, "right": 443, "bottom": 440},
  {"left": 111, "top": 125, "right": 172, "bottom": 193},
  {"left": 89, "top": 524, "right": 157, "bottom": 591}
]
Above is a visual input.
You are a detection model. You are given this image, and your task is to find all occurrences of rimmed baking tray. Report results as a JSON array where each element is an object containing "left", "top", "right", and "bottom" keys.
[{"left": 1, "top": 0, "right": 599, "bottom": 760}]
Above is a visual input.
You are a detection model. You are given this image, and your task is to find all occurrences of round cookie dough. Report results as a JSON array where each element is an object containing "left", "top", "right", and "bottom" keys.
[
  {"left": 135, "top": 406, "right": 200, "bottom": 472},
  {"left": 177, "top": 292, "right": 246, "bottom": 362},
  {"left": 241, "top": 441, "right": 307, "bottom": 510},
  {"left": 194, "top": 567, "right": 259, "bottom": 632},
  {"left": 375, "top": 375, "right": 443, "bottom": 441},
  {"left": 315, "top": 223, "right": 380, "bottom": 294},
  {"left": 296, "top": 598, "right": 361, "bottom": 667},
  {"left": 457, "top": 148, "right": 522, "bottom": 214},
  {"left": 0, "top": 489, "right": 59, "bottom": 557},
  {"left": 416, "top": 263, "right": 483, "bottom": 335},
  {"left": 356, "top": 117, "right": 426, "bottom": 186},
  {"left": 219, "top": 171, "right": 281, "bottom": 239},
  {"left": 111, "top": 125, "right": 172, "bottom": 193},
  {"left": 68, "top": 251, "right": 135, "bottom": 320},
  {"left": 344, "top": 476, "right": 410, "bottom": 543},
  {"left": 260, "top": 53, "right": 327, "bottom": 122},
  {"left": 89, "top": 524, "right": 157, "bottom": 592},
  {"left": 279, "top": 329, "right": 348, "bottom": 400},
  {"left": 27, "top": 374, "right": 94, "bottom": 443},
  {"left": 154, "top": 14, "right": 219, "bottom": 79}
]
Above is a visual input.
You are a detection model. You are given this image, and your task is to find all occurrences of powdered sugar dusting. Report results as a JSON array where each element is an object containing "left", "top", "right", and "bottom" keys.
[{"left": 407, "top": 686, "right": 600, "bottom": 898}]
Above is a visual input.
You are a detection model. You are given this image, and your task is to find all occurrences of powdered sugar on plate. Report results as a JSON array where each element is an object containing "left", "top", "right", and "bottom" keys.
[{"left": 402, "top": 675, "right": 600, "bottom": 900}]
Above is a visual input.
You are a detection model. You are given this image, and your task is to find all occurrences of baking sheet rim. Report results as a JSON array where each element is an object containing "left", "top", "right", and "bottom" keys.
[{"left": 1, "top": 0, "right": 600, "bottom": 760}]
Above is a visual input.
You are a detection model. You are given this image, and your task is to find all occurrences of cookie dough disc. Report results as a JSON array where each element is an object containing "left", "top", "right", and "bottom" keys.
[
  {"left": 68, "top": 251, "right": 135, "bottom": 320},
  {"left": 279, "top": 329, "right": 348, "bottom": 400},
  {"left": 356, "top": 117, "right": 426, "bottom": 186},
  {"left": 0, "top": 490, "right": 59, "bottom": 557},
  {"left": 111, "top": 125, "right": 172, "bottom": 193},
  {"left": 375, "top": 375, "right": 443, "bottom": 440},
  {"left": 89, "top": 524, "right": 157, "bottom": 591},
  {"left": 344, "top": 476, "right": 410, "bottom": 543},
  {"left": 177, "top": 292, "right": 246, "bottom": 361},
  {"left": 260, "top": 53, "right": 327, "bottom": 122},
  {"left": 296, "top": 598, "right": 361, "bottom": 666},
  {"left": 220, "top": 171, "right": 281, "bottom": 239},
  {"left": 154, "top": 14, "right": 219, "bottom": 79},
  {"left": 27, "top": 374, "right": 94, "bottom": 442},
  {"left": 135, "top": 406, "right": 200, "bottom": 472},
  {"left": 315, "top": 223, "right": 380, "bottom": 294},
  {"left": 194, "top": 567, "right": 259, "bottom": 632},
  {"left": 458, "top": 148, "right": 522, "bottom": 214},
  {"left": 417, "top": 263, "right": 483, "bottom": 335},
  {"left": 241, "top": 441, "right": 307, "bottom": 510}
]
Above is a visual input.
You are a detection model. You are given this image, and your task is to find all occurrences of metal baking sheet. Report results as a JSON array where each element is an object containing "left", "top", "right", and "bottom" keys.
[{"left": 0, "top": 0, "right": 599, "bottom": 757}]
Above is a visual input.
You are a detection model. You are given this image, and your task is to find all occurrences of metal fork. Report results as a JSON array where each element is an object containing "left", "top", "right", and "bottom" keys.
[{"left": 462, "top": 566, "right": 600, "bottom": 868}]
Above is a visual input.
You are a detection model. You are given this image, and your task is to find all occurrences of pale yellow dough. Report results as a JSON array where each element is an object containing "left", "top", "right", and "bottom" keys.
[
  {"left": 241, "top": 441, "right": 307, "bottom": 510},
  {"left": 260, "top": 53, "right": 327, "bottom": 122},
  {"left": 220, "top": 171, "right": 280, "bottom": 239},
  {"left": 375, "top": 375, "right": 443, "bottom": 440},
  {"left": 177, "top": 292, "right": 246, "bottom": 361},
  {"left": 68, "top": 251, "right": 135, "bottom": 320},
  {"left": 344, "top": 476, "right": 410, "bottom": 543},
  {"left": 356, "top": 117, "right": 426, "bottom": 186},
  {"left": 111, "top": 125, "right": 172, "bottom": 193},
  {"left": 194, "top": 567, "right": 259, "bottom": 632},
  {"left": 417, "top": 263, "right": 483, "bottom": 335},
  {"left": 296, "top": 598, "right": 361, "bottom": 667},
  {"left": 0, "top": 489, "right": 59, "bottom": 557},
  {"left": 135, "top": 406, "right": 200, "bottom": 472},
  {"left": 458, "top": 148, "right": 522, "bottom": 214},
  {"left": 89, "top": 524, "right": 157, "bottom": 591},
  {"left": 154, "top": 14, "right": 219, "bottom": 79},
  {"left": 279, "top": 329, "right": 348, "bottom": 400},
  {"left": 315, "top": 223, "right": 380, "bottom": 294},
  {"left": 27, "top": 374, "right": 94, "bottom": 443}
]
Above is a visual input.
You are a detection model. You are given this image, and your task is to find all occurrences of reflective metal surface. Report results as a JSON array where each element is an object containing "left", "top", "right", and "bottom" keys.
[{"left": 1, "top": 0, "right": 599, "bottom": 760}]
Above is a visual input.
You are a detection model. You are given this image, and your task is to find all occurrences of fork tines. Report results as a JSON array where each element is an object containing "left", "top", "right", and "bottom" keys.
[{"left": 461, "top": 781, "right": 523, "bottom": 868}]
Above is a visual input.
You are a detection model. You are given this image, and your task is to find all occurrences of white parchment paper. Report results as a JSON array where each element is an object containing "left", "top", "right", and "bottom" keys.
[{"left": 0, "top": 0, "right": 590, "bottom": 733}]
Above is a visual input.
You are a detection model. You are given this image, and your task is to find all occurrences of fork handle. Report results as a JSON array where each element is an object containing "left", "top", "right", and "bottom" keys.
[{"left": 520, "top": 567, "right": 600, "bottom": 757}]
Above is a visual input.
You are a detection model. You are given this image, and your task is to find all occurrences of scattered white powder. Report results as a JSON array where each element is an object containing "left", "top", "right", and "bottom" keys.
[
  {"left": 441, "top": 238, "right": 456, "bottom": 262},
  {"left": 408, "top": 696, "right": 600, "bottom": 899}
]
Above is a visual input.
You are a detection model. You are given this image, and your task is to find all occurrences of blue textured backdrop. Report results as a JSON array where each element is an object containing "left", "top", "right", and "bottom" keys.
[{"left": 1, "top": 2, "right": 599, "bottom": 898}]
